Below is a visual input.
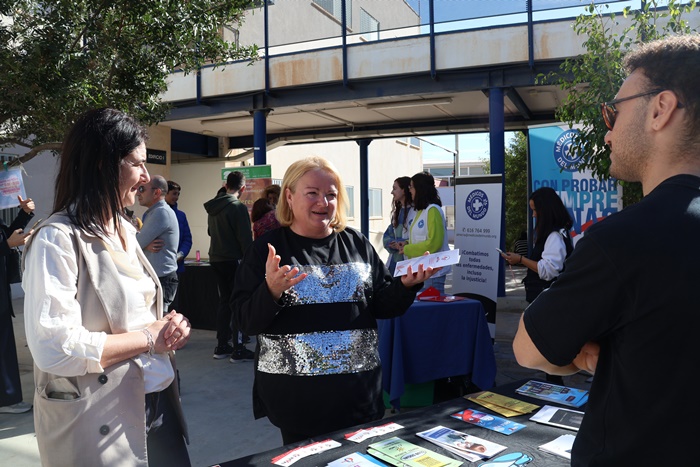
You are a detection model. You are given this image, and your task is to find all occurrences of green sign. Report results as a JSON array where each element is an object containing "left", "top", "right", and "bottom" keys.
[{"left": 222, "top": 165, "right": 271, "bottom": 181}]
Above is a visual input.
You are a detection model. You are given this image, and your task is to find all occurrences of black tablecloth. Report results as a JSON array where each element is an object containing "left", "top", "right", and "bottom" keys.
[
  {"left": 177, "top": 262, "right": 218, "bottom": 330},
  {"left": 215, "top": 379, "right": 582, "bottom": 467}
]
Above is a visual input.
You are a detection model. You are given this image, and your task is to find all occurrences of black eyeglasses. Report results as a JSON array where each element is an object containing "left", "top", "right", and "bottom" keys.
[{"left": 601, "top": 89, "right": 685, "bottom": 131}]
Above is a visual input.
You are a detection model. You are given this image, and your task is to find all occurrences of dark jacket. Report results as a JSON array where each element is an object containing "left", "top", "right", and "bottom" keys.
[
  {"left": 1, "top": 209, "right": 33, "bottom": 317},
  {"left": 204, "top": 194, "right": 252, "bottom": 262}
]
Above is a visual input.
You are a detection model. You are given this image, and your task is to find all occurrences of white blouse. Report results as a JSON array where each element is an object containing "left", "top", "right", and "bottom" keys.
[
  {"left": 537, "top": 230, "right": 568, "bottom": 282},
  {"left": 23, "top": 217, "right": 173, "bottom": 394}
]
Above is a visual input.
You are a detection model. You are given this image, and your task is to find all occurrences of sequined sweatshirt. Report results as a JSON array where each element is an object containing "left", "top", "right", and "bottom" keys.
[{"left": 231, "top": 226, "right": 419, "bottom": 437}]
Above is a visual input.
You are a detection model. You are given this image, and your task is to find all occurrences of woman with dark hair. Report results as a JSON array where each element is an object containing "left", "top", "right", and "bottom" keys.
[
  {"left": 399, "top": 172, "right": 451, "bottom": 294},
  {"left": 251, "top": 197, "right": 281, "bottom": 239},
  {"left": 382, "top": 176, "right": 414, "bottom": 274},
  {"left": 501, "top": 186, "right": 573, "bottom": 384},
  {"left": 22, "top": 108, "right": 191, "bottom": 466}
]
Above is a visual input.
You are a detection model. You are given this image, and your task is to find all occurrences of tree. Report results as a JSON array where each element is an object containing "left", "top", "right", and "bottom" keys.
[
  {"left": 0, "top": 0, "right": 259, "bottom": 163},
  {"left": 540, "top": 0, "right": 697, "bottom": 206},
  {"left": 481, "top": 131, "right": 528, "bottom": 248}
]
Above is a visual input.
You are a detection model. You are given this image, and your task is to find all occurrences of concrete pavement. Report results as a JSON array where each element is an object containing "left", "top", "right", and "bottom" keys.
[{"left": 0, "top": 269, "right": 591, "bottom": 466}]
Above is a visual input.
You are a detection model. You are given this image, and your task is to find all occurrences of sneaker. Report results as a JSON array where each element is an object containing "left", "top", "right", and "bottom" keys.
[
  {"left": 230, "top": 346, "right": 254, "bottom": 363},
  {"left": 0, "top": 401, "right": 32, "bottom": 414},
  {"left": 213, "top": 344, "right": 235, "bottom": 360}
]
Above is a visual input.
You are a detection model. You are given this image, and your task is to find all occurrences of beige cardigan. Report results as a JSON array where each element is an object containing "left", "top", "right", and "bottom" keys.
[{"left": 25, "top": 213, "right": 188, "bottom": 467}]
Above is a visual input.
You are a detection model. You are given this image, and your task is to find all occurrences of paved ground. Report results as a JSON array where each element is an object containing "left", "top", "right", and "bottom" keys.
[{"left": 0, "top": 268, "right": 591, "bottom": 466}]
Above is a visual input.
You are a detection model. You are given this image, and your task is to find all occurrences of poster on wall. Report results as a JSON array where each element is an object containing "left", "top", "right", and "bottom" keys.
[
  {"left": 0, "top": 167, "right": 27, "bottom": 210},
  {"left": 528, "top": 124, "right": 623, "bottom": 242},
  {"left": 222, "top": 165, "right": 272, "bottom": 213},
  {"left": 453, "top": 175, "right": 503, "bottom": 335}
]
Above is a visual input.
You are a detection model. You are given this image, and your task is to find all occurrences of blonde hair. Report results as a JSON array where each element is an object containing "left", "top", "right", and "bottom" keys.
[{"left": 277, "top": 156, "right": 348, "bottom": 232}]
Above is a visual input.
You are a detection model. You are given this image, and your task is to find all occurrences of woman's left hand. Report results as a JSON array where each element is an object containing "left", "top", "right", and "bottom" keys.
[
  {"left": 18, "top": 195, "right": 34, "bottom": 214},
  {"left": 400, "top": 251, "right": 441, "bottom": 288},
  {"left": 162, "top": 310, "right": 191, "bottom": 350}
]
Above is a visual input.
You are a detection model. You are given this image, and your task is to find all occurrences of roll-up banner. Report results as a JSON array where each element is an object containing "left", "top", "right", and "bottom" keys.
[
  {"left": 528, "top": 124, "right": 623, "bottom": 241},
  {"left": 453, "top": 174, "right": 503, "bottom": 337}
]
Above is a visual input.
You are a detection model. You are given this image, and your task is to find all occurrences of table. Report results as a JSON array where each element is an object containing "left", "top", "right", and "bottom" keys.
[
  {"left": 378, "top": 299, "right": 497, "bottom": 409},
  {"left": 216, "top": 379, "right": 578, "bottom": 467},
  {"left": 177, "top": 262, "right": 219, "bottom": 330}
]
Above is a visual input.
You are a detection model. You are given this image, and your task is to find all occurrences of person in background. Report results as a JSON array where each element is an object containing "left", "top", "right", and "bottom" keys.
[
  {"left": 0, "top": 196, "right": 35, "bottom": 415},
  {"left": 204, "top": 171, "right": 254, "bottom": 362},
  {"left": 382, "top": 176, "right": 414, "bottom": 275},
  {"left": 137, "top": 175, "right": 180, "bottom": 311},
  {"left": 124, "top": 206, "right": 142, "bottom": 230},
  {"left": 23, "top": 107, "right": 191, "bottom": 465},
  {"left": 513, "top": 35, "right": 700, "bottom": 466},
  {"left": 398, "top": 171, "right": 451, "bottom": 294},
  {"left": 231, "top": 156, "right": 437, "bottom": 444},
  {"left": 502, "top": 187, "right": 573, "bottom": 385},
  {"left": 251, "top": 198, "right": 281, "bottom": 240},
  {"left": 165, "top": 180, "right": 193, "bottom": 310},
  {"left": 263, "top": 184, "right": 281, "bottom": 207},
  {"left": 512, "top": 230, "right": 529, "bottom": 262}
]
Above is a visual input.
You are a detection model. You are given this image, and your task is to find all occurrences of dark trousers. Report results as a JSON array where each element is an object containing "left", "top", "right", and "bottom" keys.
[
  {"left": 159, "top": 272, "right": 179, "bottom": 312},
  {"left": 145, "top": 390, "right": 191, "bottom": 466},
  {"left": 211, "top": 261, "right": 240, "bottom": 347},
  {"left": 0, "top": 309, "right": 22, "bottom": 407}
]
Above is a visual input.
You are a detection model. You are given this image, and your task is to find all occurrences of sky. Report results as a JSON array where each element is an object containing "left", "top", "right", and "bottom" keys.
[{"left": 420, "top": 132, "right": 517, "bottom": 163}]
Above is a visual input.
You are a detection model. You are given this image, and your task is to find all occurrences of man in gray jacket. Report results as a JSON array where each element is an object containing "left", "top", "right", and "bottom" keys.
[
  {"left": 204, "top": 171, "right": 254, "bottom": 362},
  {"left": 137, "top": 175, "right": 180, "bottom": 310}
]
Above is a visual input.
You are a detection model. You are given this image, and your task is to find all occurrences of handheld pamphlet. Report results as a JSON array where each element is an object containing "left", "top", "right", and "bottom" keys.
[
  {"left": 515, "top": 380, "right": 589, "bottom": 408},
  {"left": 393, "top": 249, "right": 460, "bottom": 277},
  {"left": 327, "top": 452, "right": 388, "bottom": 467}
]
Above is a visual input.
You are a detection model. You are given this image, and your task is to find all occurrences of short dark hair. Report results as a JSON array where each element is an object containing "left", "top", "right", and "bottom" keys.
[
  {"left": 151, "top": 175, "right": 168, "bottom": 194},
  {"left": 167, "top": 180, "right": 181, "bottom": 192},
  {"left": 411, "top": 172, "right": 441, "bottom": 210},
  {"left": 54, "top": 108, "right": 148, "bottom": 237},
  {"left": 624, "top": 35, "right": 700, "bottom": 147},
  {"left": 226, "top": 171, "right": 245, "bottom": 192}
]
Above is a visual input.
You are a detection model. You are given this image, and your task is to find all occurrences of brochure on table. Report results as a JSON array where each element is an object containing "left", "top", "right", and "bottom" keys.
[
  {"left": 538, "top": 434, "right": 576, "bottom": 460},
  {"left": 367, "top": 437, "right": 462, "bottom": 467},
  {"left": 515, "top": 380, "right": 589, "bottom": 408},
  {"left": 451, "top": 409, "right": 526, "bottom": 435},
  {"left": 467, "top": 391, "right": 540, "bottom": 417},
  {"left": 416, "top": 426, "right": 507, "bottom": 462},
  {"left": 530, "top": 405, "right": 584, "bottom": 431}
]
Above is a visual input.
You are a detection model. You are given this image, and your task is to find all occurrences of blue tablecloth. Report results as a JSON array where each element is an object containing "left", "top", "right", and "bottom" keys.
[{"left": 378, "top": 299, "right": 497, "bottom": 409}]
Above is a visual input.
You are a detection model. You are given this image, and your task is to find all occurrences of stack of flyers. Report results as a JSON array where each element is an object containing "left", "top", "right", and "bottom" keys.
[
  {"left": 529, "top": 405, "right": 584, "bottom": 431},
  {"left": 416, "top": 426, "right": 507, "bottom": 462},
  {"left": 538, "top": 434, "right": 576, "bottom": 460},
  {"left": 327, "top": 452, "right": 388, "bottom": 467},
  {"left": 451, "top": 409, "right": 526, "bottom": 435},
  {"left": 466, "top": 391, "right": 539, "bottom": 417},
  {"left": 367, "top": 437, "right": 462, "bottom": 467},
  {"left": 271, "top": 439, "right": 342, "bottom": 466},
  {"left": 515, "top": 380, "right": 589, "bottom": 408},
  {"left": 345, "top": 422, "right": 404, "bottom": 443}
]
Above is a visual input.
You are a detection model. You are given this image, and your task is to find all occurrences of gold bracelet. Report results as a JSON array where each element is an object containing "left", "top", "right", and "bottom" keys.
[{"left": 141, "top": 328, "right": 155, "bottom": 356}]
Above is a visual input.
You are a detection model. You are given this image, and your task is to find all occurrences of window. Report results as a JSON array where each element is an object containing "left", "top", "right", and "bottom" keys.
[
  {"left": 313, "top": 0, "right": 352, "bottom": 28},
  {"left": 360, "top": 9, "right": 379, "bottom": 41},
  {"left": 369, "top": 188, "right": 382, "bottom": 217},
  {"left": 345, "top": 185, "right": 355, "bottom": 218}
]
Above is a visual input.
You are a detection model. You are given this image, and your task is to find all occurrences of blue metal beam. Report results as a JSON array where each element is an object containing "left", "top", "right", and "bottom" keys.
[
  {"left": 357, "top": 139, "right": 372, "bottom": 237},
  {"left": 489, "top": 87, "right": 506, "bottom": 298},
  {"left": 253, "top": 109, "right": 270, "bottom": 165}
]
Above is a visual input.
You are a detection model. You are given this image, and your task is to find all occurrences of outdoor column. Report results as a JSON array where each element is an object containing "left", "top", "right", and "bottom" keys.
[
  {"left": 489, "top": 87, "right": 506, "bottom": 297},
  {"left": 252, "top": 109, "right": 270, "bottom": 166},
  {"left": 357, "top": 138, "right": 372, "bottom": 237}
]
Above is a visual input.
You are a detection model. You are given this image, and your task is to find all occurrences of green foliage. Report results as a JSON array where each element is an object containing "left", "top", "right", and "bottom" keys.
[
  {"left": 540, "top": 0, "right": 697, "bottom": 206},
  {"left": 0, "top": 0, "right": 259, "bottom": 161},
  {"left": 481, "top": 131, "right": 528, "bottom": 248}
]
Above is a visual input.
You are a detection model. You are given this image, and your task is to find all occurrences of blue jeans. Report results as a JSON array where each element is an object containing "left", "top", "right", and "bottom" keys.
[{"left": 159, "top": 272, "right": 179, "bottom": 311}]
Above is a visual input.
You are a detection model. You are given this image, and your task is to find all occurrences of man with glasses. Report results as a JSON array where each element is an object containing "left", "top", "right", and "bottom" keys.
[
  {"left": 137, "top": 175, "right": 180, "bottom": 310},
  {"left": 513, "top": 35, "right": 700, "bottom": 466}
]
